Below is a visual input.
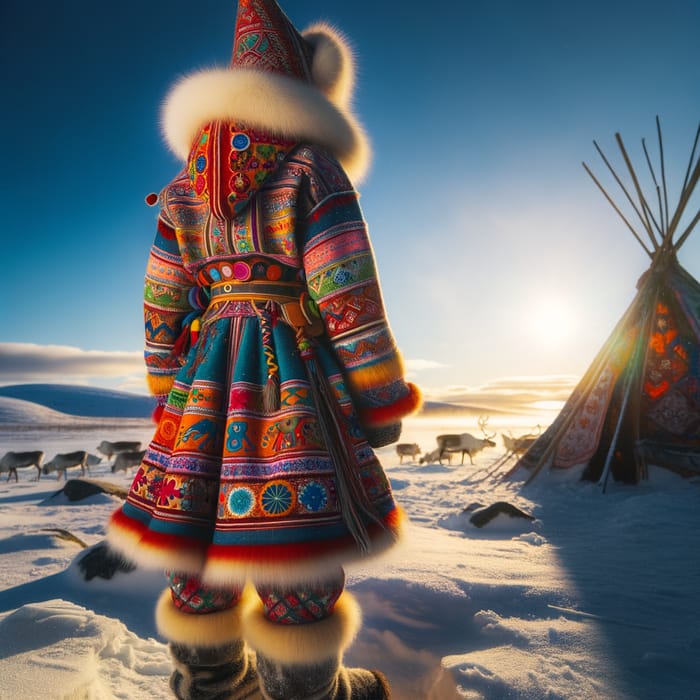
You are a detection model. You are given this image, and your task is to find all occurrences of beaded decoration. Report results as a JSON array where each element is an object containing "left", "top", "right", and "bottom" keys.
[{"left": 188, "top": 122, "right": 295, "bottom": 217}]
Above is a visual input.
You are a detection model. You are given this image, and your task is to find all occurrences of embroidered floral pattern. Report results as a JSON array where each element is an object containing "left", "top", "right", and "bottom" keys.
[{"left": 259, "top": 480, "right": 294, "bottom": 516}]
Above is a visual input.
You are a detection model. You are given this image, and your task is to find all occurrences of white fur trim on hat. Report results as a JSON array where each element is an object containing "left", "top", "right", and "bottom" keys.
[
  {"left": 161, "top": 68, "right": 370, "bottom": 182},
  {"left": 241, "top": 589, "right": 362, "bottom": 665},
  {"left": 155, "top": 587, "right": 245, "bottom": 647},
  {"left": 302, "top": 22, "right": 355, "bottom": 110}
]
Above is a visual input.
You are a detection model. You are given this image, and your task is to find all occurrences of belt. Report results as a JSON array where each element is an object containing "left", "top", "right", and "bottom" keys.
[
  {"left": 210, "top": 279, "right": 303, "bottom": 303},
  {"left": 209, "top": 280, "right": 324, "bottom": 336}
]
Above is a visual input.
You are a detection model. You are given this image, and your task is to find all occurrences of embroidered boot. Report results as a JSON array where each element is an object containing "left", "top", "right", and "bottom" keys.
[
  {"left": 155, "top": 588, "right": 261, "bottom": 700},
  {"left": 242, "top": 590, "right": 390, "bottom": 700}
]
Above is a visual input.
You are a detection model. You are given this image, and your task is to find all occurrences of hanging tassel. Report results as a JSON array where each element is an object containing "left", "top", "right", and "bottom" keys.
[
  {"left": 254, "top": 302, "right": 280, "bottom": 412},
  {"left": 189, "top": 317, "right": 201, "bottom": 347},
  {"left": 296, "top": 332, "right": 385, "bottom": 553},
  {"left": 263, "top": 375, "right": 280, "bottom": 414},
  {"left": 170, "top": 325, "right": 191, "bottom": 359}
]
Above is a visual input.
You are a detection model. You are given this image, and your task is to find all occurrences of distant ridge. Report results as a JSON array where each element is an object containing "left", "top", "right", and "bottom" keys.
[
  {"left": 419, "top": 400, "right": 509, "bottom": 416},
  {"left": 0, "top": 384, "right": 154, "bottom": 419}
]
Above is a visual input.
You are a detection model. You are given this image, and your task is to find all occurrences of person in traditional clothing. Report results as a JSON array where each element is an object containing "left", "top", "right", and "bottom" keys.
[{"left": 106, "top": 1, "right": 421, "bottom": 697}]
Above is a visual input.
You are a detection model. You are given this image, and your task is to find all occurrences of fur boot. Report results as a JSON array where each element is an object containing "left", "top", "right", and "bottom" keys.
[
  {"left": 169, "top": 640, "right": 260, "bottom": 700},
  {"left": 242, "top": 590, "right": 390, "bottom": 700},
  {"left": 155, "top": 588, "right": 261, "bottom": 700}
]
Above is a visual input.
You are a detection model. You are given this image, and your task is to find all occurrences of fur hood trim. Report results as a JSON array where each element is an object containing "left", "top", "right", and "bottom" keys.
[{"left": 162, "top": 24, "right": 370, "bottom": 182}]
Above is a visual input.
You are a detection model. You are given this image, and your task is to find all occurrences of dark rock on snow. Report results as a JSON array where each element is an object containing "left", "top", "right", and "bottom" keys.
[
  {"left": 468, "top": 501, "right": 535, "bottom": 528},
  {"left": 53, "top": 478, "right": 129, "bottom": 502}
]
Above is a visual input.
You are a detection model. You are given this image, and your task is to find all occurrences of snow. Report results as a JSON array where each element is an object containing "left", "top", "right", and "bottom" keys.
[{"left": 1, "top": 395, "right": 699, "bottom": 700}]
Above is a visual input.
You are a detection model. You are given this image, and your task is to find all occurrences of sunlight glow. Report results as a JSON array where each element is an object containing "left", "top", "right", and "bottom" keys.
[{"left": 527, "top": 297, "right": 576, "bottom": 349}]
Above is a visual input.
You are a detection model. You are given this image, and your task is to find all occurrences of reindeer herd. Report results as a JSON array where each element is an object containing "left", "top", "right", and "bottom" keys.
[
  {"left": 0, "top": 440, "right": 146, "bottom": 483},
  {"left": 394, "top": 417, "right": 541, "bottom": 468},
  {"left": 1, "top": 418, "right": 542, "bottom": 483}
]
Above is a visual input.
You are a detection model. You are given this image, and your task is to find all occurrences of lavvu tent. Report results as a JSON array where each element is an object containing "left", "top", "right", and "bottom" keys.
[{"left": 515, "top": 119, "right": 700, "bottom": 490}]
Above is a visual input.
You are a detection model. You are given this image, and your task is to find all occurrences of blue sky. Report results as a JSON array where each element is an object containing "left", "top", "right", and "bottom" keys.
[{"left": 1, "top": 0, "right": 699, "bottom": 403}]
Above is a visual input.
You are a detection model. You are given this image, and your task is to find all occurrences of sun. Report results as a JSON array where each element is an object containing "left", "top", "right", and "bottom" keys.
[{"left": 527, "top": 296, "right": 576, "bottom": 348}]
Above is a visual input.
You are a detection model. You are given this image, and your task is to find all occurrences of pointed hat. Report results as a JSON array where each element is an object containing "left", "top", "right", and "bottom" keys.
[
  {"left": 161, "top": 0, "right": 370, "bottom": 181},
  {"left": 231, "top": 0, "right": 313, "bottom": 81}
]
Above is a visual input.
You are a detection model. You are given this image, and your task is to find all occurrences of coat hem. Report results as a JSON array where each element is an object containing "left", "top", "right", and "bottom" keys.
[{"left": 106, "top": 505, "right": 405, "bottom": 587}]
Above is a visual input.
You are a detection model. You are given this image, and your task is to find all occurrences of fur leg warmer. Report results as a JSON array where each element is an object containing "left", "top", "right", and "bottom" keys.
[
  {"left": 242, "top": 590, "right": 390, "bottom": 700},
  {"left": 156, "top": 588, "right": 261, "bottom": 700}
]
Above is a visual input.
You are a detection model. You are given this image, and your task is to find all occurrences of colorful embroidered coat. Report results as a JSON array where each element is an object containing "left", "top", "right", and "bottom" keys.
[{"left": 106, "top": 24, "right": 420, "bottom": 586}]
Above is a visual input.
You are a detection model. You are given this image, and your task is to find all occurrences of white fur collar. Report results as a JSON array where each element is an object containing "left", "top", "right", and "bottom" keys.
[{"left": 161, "top": 23, "right": 370, "bottom": 182}]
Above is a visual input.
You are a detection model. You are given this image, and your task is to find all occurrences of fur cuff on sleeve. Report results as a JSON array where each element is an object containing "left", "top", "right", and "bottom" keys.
[
  {"left": 358, "top": 382, "right": 422, "bottom": 428},
  {"left": 146, "top": 374, "right": 176, "bottom": 397}
]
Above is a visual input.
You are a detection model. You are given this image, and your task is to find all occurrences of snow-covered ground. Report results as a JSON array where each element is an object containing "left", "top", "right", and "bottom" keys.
[{"left": 1, "top": 394, "right": 699, "bottom": 700}]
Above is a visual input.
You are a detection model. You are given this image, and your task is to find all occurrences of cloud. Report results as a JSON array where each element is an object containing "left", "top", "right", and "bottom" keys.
[
  {"left": 0, "top": 343, "right": 145, "bottom": 385},
  {"left": 422, "top": 374, "right": 580, "bottom": 415},
  {"left": 404, "top": 358, "right": 448, "bottom": 372}
]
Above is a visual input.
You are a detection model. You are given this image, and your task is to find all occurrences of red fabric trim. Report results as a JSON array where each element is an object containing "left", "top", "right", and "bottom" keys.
[
  {"left": 358, "top": 382, "right": 422, "bottom": 428},
  {"left": 207, "top": 508, "right": 401, "bottom": 564},
  {"left": 109, "top": 508, "right": 207, "bottom": 555},
  {"left": 140, "top": 528, "right": 209, "bottom": 555},
  {"left": 109, "top": 505, "right": 402, "bottom": 566},
  {"left": 109, "top": 507, "right": 146, "bottom": 536}
]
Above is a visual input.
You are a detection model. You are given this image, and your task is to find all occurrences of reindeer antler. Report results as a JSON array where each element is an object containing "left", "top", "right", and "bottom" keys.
[{"left": 478, "top": 415, "right": 496, "bottom": 440}]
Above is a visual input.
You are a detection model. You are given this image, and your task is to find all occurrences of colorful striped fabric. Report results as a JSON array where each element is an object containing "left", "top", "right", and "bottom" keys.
[{"left": 108, "top": 141, "right": 420, "bottom": 586}]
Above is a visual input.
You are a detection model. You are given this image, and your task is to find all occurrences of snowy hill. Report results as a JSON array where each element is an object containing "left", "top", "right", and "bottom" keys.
[
  {"left": 0, "top": 384, "right": 154, "bottom": 420},
  {"left": 0, "top": 396, "right": 92, "bottom": 426}
]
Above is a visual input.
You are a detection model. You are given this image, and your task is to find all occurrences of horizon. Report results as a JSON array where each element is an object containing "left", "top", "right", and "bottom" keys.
[{"left": 0, "top": 371, "right": 571, "bottom": 425}]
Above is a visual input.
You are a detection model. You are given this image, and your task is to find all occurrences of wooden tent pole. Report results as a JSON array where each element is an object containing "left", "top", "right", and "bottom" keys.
[
  {"left": 669, "top": 120, "right": 700, "bottom": 252},
  {"left": 582, "top": 162, "right": 653, "bottom": 258},
  {"left": 599, "top": 286, "right": 657, "bottom": 492},
  {"left": 680, "top": 122, "right": 700, "bottom": 195},
  {"left": 655, "top": 117, "right": 670, "bottom": 239},
  {"left": 673, "top": 208, "right": 700, "bottom": 254},
  {"left": 598, "top": 368, "right": 635, "bottom": 493},
  {"left": 593, "top": 139, "right": 657, "bottom": 250},
  {"left": 671, "top": 154, "right": 700, "bottom": 252},
  {"left": 642, "top": 137, "right": 666, "bottom": 238},
  {"left": 615, "top": 133, "right": 660, "bottom": 249}
]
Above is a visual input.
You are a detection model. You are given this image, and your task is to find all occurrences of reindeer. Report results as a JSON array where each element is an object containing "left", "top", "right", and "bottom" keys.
[
  {"left": 111, "top": 449, "right": 146, "bottom": 474},
  {"left": 97, "top": 440, "right": 142, "bottom": 460},
  {"left": 395, "top": 443, "right": 421, "bottom": 464},
  {"left": 434, "top": 416, "right": 497, "bottom": 465},
  {"left": 86, "top": 453, "right": 103, "bottom": 468},
  {"left": 42, "top": 450, "right": 90, "bottom": 480},
  {"left": 0, "top": 451, "right": 45, "bottom": 482},
  {"left": 501, "top": 425, "right": 541, "bottom": 458},
  {"left": 420, "top": 447, "right": 453, "bottom": 465}
]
